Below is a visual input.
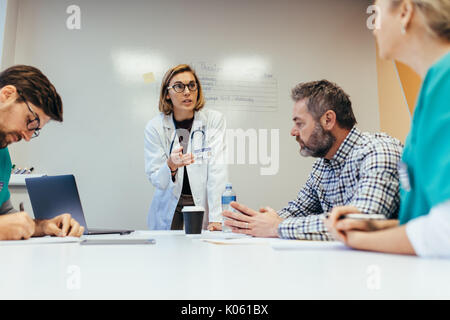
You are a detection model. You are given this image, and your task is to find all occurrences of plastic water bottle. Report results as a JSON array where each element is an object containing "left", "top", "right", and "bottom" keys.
[{"left": 222, "top": 183, "right": 236, "bottom": 233}]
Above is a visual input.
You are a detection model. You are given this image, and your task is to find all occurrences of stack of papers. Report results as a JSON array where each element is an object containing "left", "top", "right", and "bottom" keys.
[{"left": 197, "top": 232, "right": 349, "bottom": 251}]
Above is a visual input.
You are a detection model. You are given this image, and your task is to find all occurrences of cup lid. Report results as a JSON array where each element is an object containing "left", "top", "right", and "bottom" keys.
[{"left": 181, "top": 206, "right": 205, "bottom": 212}]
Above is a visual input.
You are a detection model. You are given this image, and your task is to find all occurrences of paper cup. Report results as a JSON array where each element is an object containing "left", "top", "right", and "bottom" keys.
[{"left": 182, "top": 206, "right": 205, "bottom": 234}]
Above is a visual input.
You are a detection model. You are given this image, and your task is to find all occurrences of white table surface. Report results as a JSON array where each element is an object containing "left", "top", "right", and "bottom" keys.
[{"left": 1, "top": 230, "right": 449, "bottom": 300}]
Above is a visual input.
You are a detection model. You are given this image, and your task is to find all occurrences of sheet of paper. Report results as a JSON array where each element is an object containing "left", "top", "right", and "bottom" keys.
[
  {"left": 0, "top": 236, "right": 82, "bottom": 246},
  {"left": 198, "top": 231, "right": 251, "bottom": 240},
  {"left": 197, "top": 233, "right": 350, "bottom": 250},
  {"left": 198, "top": 233, "right": 274, "bottom": 245},
  {"left": 270, "top": 239, "right": 350, "bottom": 251}
]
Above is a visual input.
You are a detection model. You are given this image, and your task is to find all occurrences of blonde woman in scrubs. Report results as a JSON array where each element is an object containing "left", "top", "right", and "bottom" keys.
[{"left": 326, "top": 0, "right": 450, "bottom": 258}]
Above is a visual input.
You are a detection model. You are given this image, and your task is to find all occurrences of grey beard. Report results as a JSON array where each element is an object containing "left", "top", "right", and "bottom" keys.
[{"left": 299, "top": 124, "right": 335, "bottom": 158}]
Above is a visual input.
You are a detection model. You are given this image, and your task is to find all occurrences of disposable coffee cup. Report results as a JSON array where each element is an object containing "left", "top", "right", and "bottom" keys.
[{"left": 182, "top": 206, "right": 205, "bottom": 234}]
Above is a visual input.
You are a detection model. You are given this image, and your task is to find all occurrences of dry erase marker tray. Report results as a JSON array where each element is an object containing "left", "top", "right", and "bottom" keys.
[{"left": 9, "top": 174, "right": 47, "bottom": 187}]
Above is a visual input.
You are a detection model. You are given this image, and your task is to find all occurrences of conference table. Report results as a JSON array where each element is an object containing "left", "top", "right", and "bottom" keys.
[{"left": 1, "top": 230, "right": 449, "bottom": 300}]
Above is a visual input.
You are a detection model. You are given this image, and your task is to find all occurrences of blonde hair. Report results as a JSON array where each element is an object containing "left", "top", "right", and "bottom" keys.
[
  {"left": 391, "top": 0, "right": 450, "bottom": 41},
  {"left": 158, "top": 64, "right": 205, "bottom": 115}
]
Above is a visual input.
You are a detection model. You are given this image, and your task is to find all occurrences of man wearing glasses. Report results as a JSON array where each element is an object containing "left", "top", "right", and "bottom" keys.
[{"left": 0, "top": 65, "right": 84, "bottom": 240}]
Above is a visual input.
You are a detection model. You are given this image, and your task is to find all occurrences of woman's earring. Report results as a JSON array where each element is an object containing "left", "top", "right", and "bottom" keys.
[{"left": 401, "top": 24, "right": 406, "bottom": 35}]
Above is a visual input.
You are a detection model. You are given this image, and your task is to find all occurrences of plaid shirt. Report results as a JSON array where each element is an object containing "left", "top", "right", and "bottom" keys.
[{"left": 277, "top": 127, "right": 403, "bottom": 241}]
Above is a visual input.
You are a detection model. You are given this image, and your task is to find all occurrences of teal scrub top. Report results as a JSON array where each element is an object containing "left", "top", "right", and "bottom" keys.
[
  {"left": 399, "top": 51, "right": 450, "bottom": 225},
  {"left": 0, "top": 148, "right": 12, "bottom": 207}
]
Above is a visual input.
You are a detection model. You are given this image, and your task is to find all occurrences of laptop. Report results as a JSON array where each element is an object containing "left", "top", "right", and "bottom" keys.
[{"left": 25, "top": 175, "right": 133, "bottom": 235}]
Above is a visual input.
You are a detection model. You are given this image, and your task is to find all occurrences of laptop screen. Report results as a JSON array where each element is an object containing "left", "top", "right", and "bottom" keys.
[{"left": 25, "top": 175, "right": 89, "bottom": 234}]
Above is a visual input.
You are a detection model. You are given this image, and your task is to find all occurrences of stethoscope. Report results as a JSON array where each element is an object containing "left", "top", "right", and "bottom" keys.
[{"left": 168, "top": 120, "right": 211, "bottom": 160}]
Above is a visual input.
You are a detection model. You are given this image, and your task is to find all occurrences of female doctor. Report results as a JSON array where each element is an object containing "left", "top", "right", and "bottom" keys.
[{"left": 145, "top": 64, "right": 227, "bottom": 231}]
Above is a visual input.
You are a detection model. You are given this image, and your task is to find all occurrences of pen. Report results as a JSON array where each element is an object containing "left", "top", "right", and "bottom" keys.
[{"left": 325, "top": 213, "right": 386, "bottom": 220}]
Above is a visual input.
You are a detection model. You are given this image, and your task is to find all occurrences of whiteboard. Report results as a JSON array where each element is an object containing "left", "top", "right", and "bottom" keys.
[
  {"left": 0, "top": 0, "right": 6, "bottom": 62},
  {"left": 8, "top": 0, "right": 379, "bottom": 229}
]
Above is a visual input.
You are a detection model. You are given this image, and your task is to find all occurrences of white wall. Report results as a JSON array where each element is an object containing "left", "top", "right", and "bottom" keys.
[
  {"left": 0, "top": 0, "right": 6, "bottom": 63},
  {"left": 0, "top": 0, "right": 19, "bottom": 69},
  {"left": 7, "top": 0, "right": 379, "bottom": 230}
]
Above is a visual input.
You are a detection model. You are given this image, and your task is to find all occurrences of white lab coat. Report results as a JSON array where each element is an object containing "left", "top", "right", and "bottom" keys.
[{"left": 145, "top": 109, "right": 228, "bottom": 230}]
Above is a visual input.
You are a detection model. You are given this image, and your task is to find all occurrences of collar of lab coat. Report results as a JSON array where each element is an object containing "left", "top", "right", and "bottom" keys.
[{"left": 162, "top": 110, "right": 206, "bottom": 131}]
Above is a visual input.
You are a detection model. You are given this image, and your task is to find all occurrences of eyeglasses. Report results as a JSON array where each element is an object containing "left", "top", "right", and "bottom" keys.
[
  {"left": 18, "top": 91, "right": 41, "bottom": 139},
  {"left": 167, "top": 81, "right": 198, "bottom": 93}
]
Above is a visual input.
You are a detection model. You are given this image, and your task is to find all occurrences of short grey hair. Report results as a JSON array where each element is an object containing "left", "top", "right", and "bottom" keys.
[{"left": 291, "top": 80, "right": 357, "bottom": 130}]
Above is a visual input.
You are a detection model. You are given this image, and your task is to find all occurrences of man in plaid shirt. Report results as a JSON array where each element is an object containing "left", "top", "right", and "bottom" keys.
[{"left": 223, "top": 80, "right": 403, "bottom": 240}]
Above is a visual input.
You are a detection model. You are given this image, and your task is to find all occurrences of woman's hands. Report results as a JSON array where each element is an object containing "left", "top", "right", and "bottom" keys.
[
  {"left": 325, "top": 206, "right": 399, "bottom": 244},
  {"left": 324, "top": 205, "right": 415, "bottom": 255},
  {"left": 167, "top": 146, "right": 195, "bottom": 174}
]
